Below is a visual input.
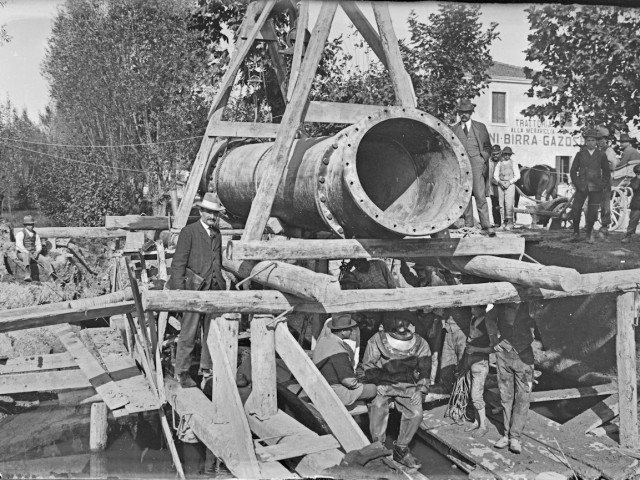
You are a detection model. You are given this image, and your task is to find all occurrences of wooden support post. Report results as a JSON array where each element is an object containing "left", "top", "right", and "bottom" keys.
[
  {"left": 89, "top": 402, "right": 108, "bottom": 452},
  {"left": 339, "top": 1, "right": 388, "bottom": 69},
  {"left": 159, "top": 411, "right": 186, "bottom": 480},
  {"left": 616, "top": 291, "right": 639, "bottom": 449},
  {"left": 286, "top": 0, "right": 309, "bottom": 101},
  {"left": 371, "top": 2, "right": 416, "bottom": 107},
  {"left": 274, "top": 322, "right": 369, "bottom": 452},
  {"left": 245, "top": 314, "right": 277, "bottom": 419},
  {"left": 155, "top": 240, "right": 168, "bottom": 281},
  {"left": 155, "top": 311, "right": 169, "bottom": 402},
  {"left": 124, "top": 258, "right": 156, "bottom": 355},
  {"left": 262, "top": 20, "right": 288, "bottom": 99},
  {"left": 214, "top": 313, "right": 239, "bottom": 376},
  {"left": 242, "top": 1, "right": 338, "bottom": 241}
]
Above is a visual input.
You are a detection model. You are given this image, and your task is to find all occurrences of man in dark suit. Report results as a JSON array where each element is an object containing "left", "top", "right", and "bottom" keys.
[
  {"left": 451, "top": 99, "right": 495, "bottom": 236},
  {"left": 171, "top": 192, "right": 226, "bottom": 388}
]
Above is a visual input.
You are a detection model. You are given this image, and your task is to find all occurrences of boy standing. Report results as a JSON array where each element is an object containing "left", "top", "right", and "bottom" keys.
[
  {"left": 493, "top": 147, "right": 520, "bottom": 230},
  {"left": 622, "top": 164, "right": 640, "bottom": 243}
]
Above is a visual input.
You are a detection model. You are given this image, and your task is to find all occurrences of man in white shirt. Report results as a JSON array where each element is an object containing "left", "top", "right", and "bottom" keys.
[{"left": 15, "top": 215, "right": 55, "bottom": 281}]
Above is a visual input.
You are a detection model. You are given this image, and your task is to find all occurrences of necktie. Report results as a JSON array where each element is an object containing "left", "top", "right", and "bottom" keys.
[{"left": 463, "top": 123, "right": 469, "bottom": 136}]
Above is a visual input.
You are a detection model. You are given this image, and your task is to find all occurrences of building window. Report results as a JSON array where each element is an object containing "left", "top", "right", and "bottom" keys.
[
  {"left": 492, "top": 92, "right": 506, "bottom": 124},
  {"left": 556, "top": 156, "right": 571, "bottom": 184}
]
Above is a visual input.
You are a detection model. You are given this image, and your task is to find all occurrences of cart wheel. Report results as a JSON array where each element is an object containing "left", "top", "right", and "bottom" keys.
[{"left": 609, "top": 187, "right": 632, "bottom": 231}]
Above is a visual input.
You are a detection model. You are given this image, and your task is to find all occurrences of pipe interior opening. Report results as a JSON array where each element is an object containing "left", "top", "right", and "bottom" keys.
[{"left": 354, "top": 118, "right": 464, "bottom": 227}]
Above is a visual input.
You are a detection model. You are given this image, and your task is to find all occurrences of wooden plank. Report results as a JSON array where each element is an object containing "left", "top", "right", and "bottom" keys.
[
  {"left": 206, "top": 121, "right": 279, "bottom": 138},
  {"left": 287, "top": 0, "right": 309, "bottom": 102},
  {"left": 53, "top": 324, "right": 128, "bottom": 410},
  {"left": 105, "top": 215, "right": 170, "bottom": 230},
  {"left": 244, "top": 314, "right": 278, "bottom": 419},
  {"left": 242, "top": 2, "right": 338, "bottom": 241},
  {"left": 227, "top": 236, "right": 525, "bottom": 260},
  {"left": 247, "top": 409, "right": 343, "bottom": 477},
  {"left": 13, "top": 227, "right": 127, "bottom": 238},
  {"left": 0, "top": 370, "right": 91, "bottom": 394},
  {"left": 165, "top": 376, "right": 261, "bottom": 479},
  {"left": 564, "top": 394, "right": 619, "bottom": 434},
  {"left": 0, "top": 352, "right": 76, "bottom": 374},
  {"left": 207, "top": 0, "right": 276, "bottom": 119},
  {"left": 206, "top": 321, "right": 262, "bottom": 478},
  {"left": 214, "top": 313, "right": 239, "bottom": 376},
  {"left": 616, "top": 291, "right": 639, "bottom": 449},
  {"left": 255, "top": 433, "right": 340, "bottom": 462},
  {"left": 371, "top": 2, "right": 416, "bottom": 107},
  {"left": 339, "top": 1, "right": 388, "bottom": 69},
  {"left": 274, "top": 322, "right": 369, "bottom": 452},
  {"left": 123, "top": 231, "right": 145, "bottom": 252},
  {"left": 155, "top": 240, "right": 168, "bottom": 281},
  {"left": 529, "top": 384, "right": 617, "bottom": 403}
]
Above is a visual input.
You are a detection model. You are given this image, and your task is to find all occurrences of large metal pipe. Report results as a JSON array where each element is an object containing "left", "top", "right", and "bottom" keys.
[{"left": 212, "top": 107, "right": 472, "bottom": 238}]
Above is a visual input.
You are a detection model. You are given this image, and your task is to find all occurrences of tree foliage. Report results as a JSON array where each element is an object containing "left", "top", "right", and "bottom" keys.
[
  {"left": 523, "top": 4, "right": 640, "bottom": 133},
  {"left": 0, "top": 0, "right": 10, "bottom": 45}
]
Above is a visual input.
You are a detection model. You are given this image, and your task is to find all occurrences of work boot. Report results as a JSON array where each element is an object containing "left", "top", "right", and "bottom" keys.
[
  {"left": 494, "top": 436, "right": 509, "bottom": 449},
  {"left": 509, "top": 438, "right": 522, "bottom": 454},
  {"left": 393, "top": 442, "right": 422, "bottom": 470},
  {"left": 177, "top": 372, "right": 197, "bottom": 388},
  {"left": 482, "top": 227, "right": 496, "bottom": 237}
]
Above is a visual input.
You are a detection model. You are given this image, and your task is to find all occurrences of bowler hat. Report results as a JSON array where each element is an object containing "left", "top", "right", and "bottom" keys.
[
  {"left": 620, "top": 133, "right": 634, "bottom": 143},
  {"left": 196, "top": 192, "right": 225, "bottom": 212},
  {"left": 23, "top": 215, "right": 35, "bottom": 225},
  {"left": 596, "top": 126, "right": 610, "bottom": 138},
  {"left": 502, "top": 146, "right": 514, "bottom": 155},
  {"left": 456, "top": 99, "right": 476, "bottom": 112},
  {"left": 582, "top": 128, "right": 599, "bottom": 139},
  {"left": 328, "top": 313, "right": 357, "bottom": 331},
  {"left": 491, "top": 145, "right": 502, "bottom": 153}
]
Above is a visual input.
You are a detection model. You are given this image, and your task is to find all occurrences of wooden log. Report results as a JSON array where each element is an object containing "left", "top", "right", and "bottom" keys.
[
  {"left": 13, "top": 227, "right": 128, "bottom": 238},
  {"left": 105, "top": 215, "right": 170, "bottom": 230},
  {"left": 616, "top": 291, "right": 639, "bottom": 449},
  {"left": 223, "top": 257, "right": 340, "bottom": 302},
  {"left": 89, "top": 402, "right": 108, "bottom": 452},
  {"left": 287, "top": 0, "right": 309, "bottom": 102},
  {"left": 242, "top": 2, "right": 338, "bottom": 241},
  {"left": 255, "top": 433, "right": 340, "bottom": 462},
  {"left": 53, "top": 324, "right": 128, "bottom": 410},
  {"left": 244, "top": 314, "right": 277, "bottom": 419},
  {"left": 339, "top": 1, "right": 388, "bottom": 69},
  {"left": 227, "top": 236, "right": 525, "bottom": 261},
  {"left": 444, "top": 255, "right": 582, "bottom": 291},
  {"left": 274, "top": 322, "right": 369, "bottom": 452},
  {"left": 144, "top": 269, "right": 640, "bottom": 314},
  {"left": 372, "top": 2, "right": 416, "bottom": 107}
]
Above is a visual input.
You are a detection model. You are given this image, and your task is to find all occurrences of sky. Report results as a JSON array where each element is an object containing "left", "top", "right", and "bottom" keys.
[{"left": 0, "top": 0, "right": 532, "bottom": 122}]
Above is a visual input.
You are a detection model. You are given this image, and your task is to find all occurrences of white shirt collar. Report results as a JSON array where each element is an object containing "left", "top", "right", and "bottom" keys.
[
  {"left": 463, "top": 119, "right": 472, "bottom": 131},
  {"left": 200, "top": 219, "right": 211, "bottom": 233}
]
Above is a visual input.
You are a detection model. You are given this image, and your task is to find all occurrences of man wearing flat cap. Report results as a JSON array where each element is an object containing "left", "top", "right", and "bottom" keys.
[
  {"left": 452, "top": 99, "right": 495, "bottom": 236},
  {"left": 619, "top": 133, "right": 640, "bottom": 170},
  {"left": 170, "top": 192, "right": 227, "bottom": 388},
  {"left": 595, "top": 127, "right": 618, "bottom": 239},
  {"left": 569, "top": 129, "right": 611, "bottom": 243},
  {"left": 362, "top": 310, "right": 432, "bottom": 469},
  {"left": 312, "top": 313, "right": 377, "bottom": 407}
]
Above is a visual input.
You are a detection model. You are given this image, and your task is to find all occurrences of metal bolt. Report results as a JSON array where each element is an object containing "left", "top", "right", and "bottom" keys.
[
  {"left": 320, "top": 195, "right": 326, "bottom": 202},
  {"left": 332, "top": 143, "right": 338, "bottom": 149},
  {"left": 322, "top": 158, "right": 330, "bottom": 165},
  {"left": 327, "top": 214, "right": 333, "bottom": 220},
  {"left": 319, "top": 177, "right": 325, "bottom": 183},
  {"left": 338, "top": 227, "right": 344, "bottom": 234}
]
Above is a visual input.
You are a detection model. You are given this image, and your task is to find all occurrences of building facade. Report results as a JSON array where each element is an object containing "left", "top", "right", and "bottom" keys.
[{"left": 471, "top": 62, "right": 582, "bottom": 185}]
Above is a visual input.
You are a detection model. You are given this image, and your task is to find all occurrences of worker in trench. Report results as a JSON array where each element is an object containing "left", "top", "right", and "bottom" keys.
[
  {"left": 14, "top": 215, "right": 56, "bottom": 282},
  {"left": 361, "top": 311, "right": 432, "bottom": 470},
  {"left": 168, "top": 192, "right": 226, "bottom": 389}
]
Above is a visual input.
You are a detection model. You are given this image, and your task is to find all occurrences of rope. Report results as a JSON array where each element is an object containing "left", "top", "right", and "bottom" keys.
[
  {"left": 264, "top": 306, "right": 296, "bottom": 328},
  {"left": 445, "top": 370, "right": 473, "bottom": 424},
  {"left": 235, "top": 262, "right": 277, "bottom": 290},
  {"left": 0, "top": 135, "right": 204, "bottom": 148}
]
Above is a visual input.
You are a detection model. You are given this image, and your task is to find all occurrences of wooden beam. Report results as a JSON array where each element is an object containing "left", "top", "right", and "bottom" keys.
[
  {"left": 441, "top": 255, "right": 581, "bottom": 291},
  {"left": 247, "top": 409, "right": 343, "bottom": 477},
  {"left": 529, "top": 383, "right": 617, "bottom": 403},
  {"left": 339, "top": 1, "right": 388, "bottom": 69},
  {"left": 244, "top": 314, "right": 278, "bottom": 419},
  {"left": 105, "top": 215, "right": 170, "bottom": 230},
  {"left": 143, "top": 268, "right": 640, "bottom": 314},
  {"left": 274, "top": 322, "right": 369, "bottom": 452},
  {"left": 255, "top": 433, "right": 340, "bottom": 462},
  {"left": 53, "top": 324, "right": 128, "bottom": 411},
  {"left": 213, "top": 313, "right": 239, "bottom": 376},
  {"left": 0, "top": 369, "right": 91, "bottom": 394},
  {"left": 287, "top": 0, "right": 309, "bottom": 102},
  {"left": 0, "top": 352, "right": 76, "bottom": 374},
  {"left": 14, "top": 227, "right": 128, "bottom": 238},
  {"left": 371, "top": 2, "right": 416, "bottom": 107},
  {"left": 564, "top": 394, "right": 619, "bottom": 434},
  {"left": 227, "top": 237, "right": 525, "bottom": 261},
  {"left": 616, "top": 291, "right": 639, "bottom": 449},
  {"left": 305, "top": 100, "right": 388, "bottom": 124},
  {"left": 242, "top": 2, "right": 338, "bottom": 241},
  {"left": 223, "top": 258, "right": 341, "bottom": 302},
  {"left": 206, "top": 121, "right": 279, "bottom": 139}
]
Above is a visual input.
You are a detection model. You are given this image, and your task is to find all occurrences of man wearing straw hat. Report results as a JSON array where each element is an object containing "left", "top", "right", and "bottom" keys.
[{"left": 170, "top": 192, "right": 227, "bottom": 388}]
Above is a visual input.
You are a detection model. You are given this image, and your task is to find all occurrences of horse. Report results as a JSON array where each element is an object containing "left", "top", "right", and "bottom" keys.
[{"left": 514, "top": 164, "right": 558, "bottom": 226}]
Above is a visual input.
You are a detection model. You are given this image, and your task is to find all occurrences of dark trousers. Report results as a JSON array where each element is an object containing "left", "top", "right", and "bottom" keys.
[
  {"left": 496, "top": 349, "right": 533, "bottom": 439},
  {"left": 175, "top": 311, "right": 213, "bottom": 375},
  {"left": 491, "top": 194, "right": 501, "bottom": 226},
  {"left": 440, "top": 327, "right": 467, "bottom": 391},
  {"left": 572, "top": 189, "right": 603, "bottom": 234},
  {"left": 627, "top": 209, "right": 640, "bottom": 235},
  {"left": 369, "top": 393, "right": 423, "bottom": 447},
  {"left": 600, "top": 187, "right": 612, "bottom": 230},
  {"left": 463, "top": 158, "right": 492, "bottom": 229}
]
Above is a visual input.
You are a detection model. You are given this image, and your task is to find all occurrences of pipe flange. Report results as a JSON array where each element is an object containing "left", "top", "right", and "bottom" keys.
[{"left": 316, "top": 145, "right": 345, "bottom": 238}]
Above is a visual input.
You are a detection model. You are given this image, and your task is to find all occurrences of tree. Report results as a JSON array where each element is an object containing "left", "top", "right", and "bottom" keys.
[
  {"left": 523, "top": 4, "right": 640, "bottom": 133},
  {"left": 0, "top": 1, "right": 10, "bottom": 45},
  {"left": 41, "top": 0, "right": 211, "bottom": 221}
]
